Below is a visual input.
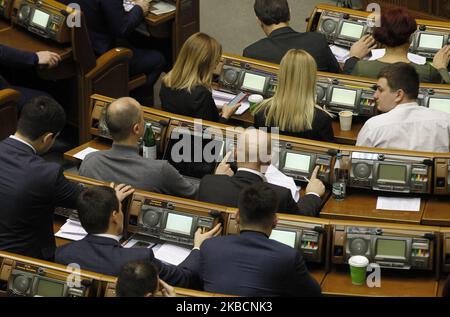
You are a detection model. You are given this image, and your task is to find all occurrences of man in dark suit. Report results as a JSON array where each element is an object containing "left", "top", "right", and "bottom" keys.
[
  {"left": 191, "top": 183, "right": 322, "bottom": 296},
  {"left": 243, "top": 0, "right": 341, "bottom": 72},
  {"left": 197, "top": 128, "right": 325, "bottom": 216},
  {"left": 58, "top": 0, "right": 165, "bottom": 105},
  {"left": 55, "top": 185, "right": 221, "bottom": 287},
  {"left": 0, "top": 96, "right": 82, "bottom": 261},
  {"left": 0, "top": 45, "right": 61, "bottom": 111}
]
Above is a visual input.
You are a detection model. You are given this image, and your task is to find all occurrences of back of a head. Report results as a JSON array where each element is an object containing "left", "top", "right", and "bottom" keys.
[
  {"left": 105, "top": 97, "right": 141, "bottom": 142},
  {"left": 378, "top": 63, "right": 420, "bottom": 100},
  {"left": 163, "top": 32, "right": 222, "bottom": 91},
  {"left": 373, "top": 7, "right": 417, "bottom": 47},
  {"left": 262, "top": 49, "right": 316, "bottom": 132},
  {"left": 254, "top": 0, "right": 290, "bottom": 26},
  {"left": 116, "top": 260, "right": 158, "bottom": 297},
  {"left": 238, "top": 183, "right": 278, "bottom": 229},
  {"left": 77, "top": 186, "right": 118, "bottom": 234},
  {"left": 17, "top": 96, "right": 66, "bottom": 141}
]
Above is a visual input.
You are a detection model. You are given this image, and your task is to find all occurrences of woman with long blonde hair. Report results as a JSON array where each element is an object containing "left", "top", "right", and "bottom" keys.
[
  {"left": 253, "top": 49, "right": 334, "bottom": 142},
  {"left": 160, "top": 32, "right": 239, "bottom": 122}
]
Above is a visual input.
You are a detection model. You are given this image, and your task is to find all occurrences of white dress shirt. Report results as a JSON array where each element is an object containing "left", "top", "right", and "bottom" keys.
[
  {"left": 356, "top": 102, "right": 450, "bottom": 153},
  {"left": 9, "top": 135, "right": 36, "bottom": 154}
]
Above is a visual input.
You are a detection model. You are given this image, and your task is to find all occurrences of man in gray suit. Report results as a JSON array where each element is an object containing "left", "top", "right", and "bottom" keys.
[{"left": 79, "top": 97, "right": 233, "bottom": 198}]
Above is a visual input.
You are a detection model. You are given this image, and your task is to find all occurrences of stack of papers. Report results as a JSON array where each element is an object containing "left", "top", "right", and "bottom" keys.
[
  {"left": 154, "top": 243, "right": 192, "bottom": 265},
  {"left": 376, "top": 197, "right": 421, "bottom": 212},
  {"left": 265, "top": 164, "right": 300, "bottom": 202},
  {"left": 55, "top": 219, "right": 87, "bottom": 241},
  {"left": 73, "top": 147, "right": 99, "bottom": 161},
  {"left": 212, "top": 89, "right": 250, "bottom": 115}
]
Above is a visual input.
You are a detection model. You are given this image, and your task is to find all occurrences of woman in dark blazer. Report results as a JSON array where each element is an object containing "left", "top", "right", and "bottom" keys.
[
  {"left": 253, "top": 49, "right": 334, "bottom": 142},
  {"left": 159, "top": 33, "right": 238, "bottom": 123}
]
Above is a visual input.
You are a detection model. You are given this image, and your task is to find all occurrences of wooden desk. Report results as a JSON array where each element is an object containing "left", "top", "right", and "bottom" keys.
[
  {"left": 310, "top": 268, "right": 328, "bottom": 286},
  {"left": 422, "top": 196, "right": 450, "bottom": 227},
  {"left": 321, "top": 269, "right": 438, "bottom": 297},
  {"left": 64, "top": 139, "right": 112, "bottom": 163},
  {"left": 320, "top": 190, "right": 426, "bottom": 225},
  {"left": 332, "top": 121, "right": 363, "bottom": 145},
  {"left": 438, "top": 276, "right": 449, "bottom": 297},
  {"left": 0, "top": 19, "right": 10, "bottom": 31},
  {"left": 145, "top": 11, "right": 176, "bottom": 26}
]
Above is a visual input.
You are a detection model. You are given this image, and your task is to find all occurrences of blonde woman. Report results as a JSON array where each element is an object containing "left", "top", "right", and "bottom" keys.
[
  {"left": 253, "top": 49, "right": 334, "bottom": 142},
  {"left": 160, "top": 33, "right": 239, "bottom": 122}
]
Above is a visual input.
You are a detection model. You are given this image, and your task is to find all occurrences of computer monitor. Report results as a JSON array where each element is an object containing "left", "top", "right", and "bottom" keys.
[
  {"left": 34, "top": 278, "right": 65, "bottom": 297},
  {"left": 284, "top": 152, "right": 312, "bottom": 173},
  {"left": 31, "top": 9, "right": 50, "bottom": 29},
  {"left": 330, "top": 87, "right": 358, "bottom": 107},
  {"left": 241, "top": 72, "right": 267, "bottom": 94},
  {"left": 428, "top": 97, "right": 450, "bottom": 114},
  {"left": 375, "top": 238, "right": 407, "bottom": 260},
  {"left": 418, "top": 33, "right": 445, "bottom": 51},
  {"left": 377, "top": 164, "right": 407, "bottom": 185},
  {"left": 338, "top": 21, "right": 364, "bottom": 40},
  {"left": 164, "top": 212, "right": 194, "bottom": 237},
  {"left": 270, "top": 229, "right": 297, "bottom": 248}
]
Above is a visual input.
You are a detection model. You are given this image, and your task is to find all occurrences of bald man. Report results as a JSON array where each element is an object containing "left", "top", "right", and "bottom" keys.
[
  {"left": 79, "top": 97, "right": 202, "bottom": 198},
  {"left": 196, "top": 129, "right": 325, "bottom": 216}
]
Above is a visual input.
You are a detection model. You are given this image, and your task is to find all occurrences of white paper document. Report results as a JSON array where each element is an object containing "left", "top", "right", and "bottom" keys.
[
  {"left": 212, "top": 89, "right": 250, "bottom": 115},
  {"left": 265, "top": 164, "right": 300, "bottom": 202},
  {"left": 55, "top": 219, "right": 87, "bottom": 241},
  {"left": 122, "top": 239, "right": 155, "bottom": 249},
  {"left": 330, "top": 45, "right": 350, "bottom": 63},
  {"left": 151, "top": 1, "right": 176, "bottom": 15},
  {"left": 376, "top": 196, "right": 421, "bottom": 212},
  {"left": 154, "top": 243, "right": 192, "bottom": 266},
  {"left": 73, "top": 147, "right": 99, "bottom": 161}
]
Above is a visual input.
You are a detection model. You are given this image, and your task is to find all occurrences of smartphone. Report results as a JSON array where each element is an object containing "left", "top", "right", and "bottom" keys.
[{"left": 227, "top": 92, "right": 248, "bottom": 107}]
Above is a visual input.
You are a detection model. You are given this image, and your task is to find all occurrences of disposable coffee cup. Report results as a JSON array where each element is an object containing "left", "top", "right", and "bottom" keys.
[
  {"left": 248, "top": 94, "right": 264, "bottom": 112},
  {"left": 339, "top": 111, "right": 353, "bottom": 131},
  {"left": 348, "top": 256, "right": 369, "bottom": 286}
]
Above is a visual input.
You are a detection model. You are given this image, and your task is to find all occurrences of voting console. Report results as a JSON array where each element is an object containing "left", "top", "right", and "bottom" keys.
[
  {"left": 308, "top": 4, "right": 450, "bottom": 59},
  {"left": 332, "top": 223, "right": 437, "bottom": 271},
  {"left": 11, "top": 0, "right": 71, "bottom": 43},
  {"left": 127, "top": 191, "right": 230, "bottom": 248},
  {"left": 434, "top": 156, "right": 450, "bottom": 195}
]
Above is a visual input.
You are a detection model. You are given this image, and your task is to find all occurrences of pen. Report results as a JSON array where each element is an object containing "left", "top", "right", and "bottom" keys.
[{"left": 302, "top": 176, "right": 310, "bottom": 183}]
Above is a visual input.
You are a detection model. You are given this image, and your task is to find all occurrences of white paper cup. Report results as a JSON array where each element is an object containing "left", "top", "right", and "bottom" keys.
[
  {"left": 339, "top": 111, "right": 353, "bottom": 131},
  {"left": 248, "top": 94, "right": 264, "bottom": 111}
]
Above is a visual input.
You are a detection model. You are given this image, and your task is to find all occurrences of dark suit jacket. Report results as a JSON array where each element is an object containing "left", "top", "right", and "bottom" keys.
[
  {"left": 243, "top": 27, "right": 341, "bottom": 73},
  {"left": 58, "top": 0, "right": 144, "bottom": 56},
  {"left": 159, "top": 83, "right": 227, "bottom": 123},
  {"left": 0, "top": 44, "right": 38, "bottom": 90},
  {"left": 197, "top": 170, "right": 322, "bottom": 216},
  {"left": 254, "top": 107, "right": 335, "bottom": 142},
  {"left": 0, "top": 138, "right": 82, "bottom": 260},
  {"left": 55, "top": 235, "right": 197, "bottom": 287},
  {"left": 191, "top": 231, "right": 321, "bottom": 296}
]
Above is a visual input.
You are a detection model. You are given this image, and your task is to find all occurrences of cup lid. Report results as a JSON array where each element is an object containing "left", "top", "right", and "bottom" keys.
[
  {"left": 348, "top": 256, "right": 369, "bottom": 267},
  {"left": 339, "top": 111, "right": 353, "bottom": 117},
  {"left": 248, "top": 94, "right": 264, "bottom": 102}
]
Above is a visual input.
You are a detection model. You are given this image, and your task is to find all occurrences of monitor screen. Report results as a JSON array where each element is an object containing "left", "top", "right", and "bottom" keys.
[
  {"left": 376, "top": 239, "right": 406, "bottom": 258},
  {"left": 32, "top": 9, "right": 50, "bottom": 28},
  {"left": 331, "top": 87, "right": 358, "bottom": 107},
  {"left": 339, "top": 21, "right": 364, "bottom": 39},
  {"left": 284, "top": 152, "right": 311, "bottom": 173},
  {"left": 35, "top": 279, "right": 65, "bottom": 297},
  {"left": 428, "top": 97, "right": 450, "bottom": 114},
  {"left": 165, "top": 213, "right": 193, "bottom": 236},
  {"left": 241, "top": 72, "right": 266, "bottom": 93},
  {"left": 419, "top": 33, "right": 444, "bottom": 50},
  {"left": 377, "top": 164, "right": 407, "bottom": 184},
  {"left": 270, "top": 229, "right": 297, "bottom": 248}
]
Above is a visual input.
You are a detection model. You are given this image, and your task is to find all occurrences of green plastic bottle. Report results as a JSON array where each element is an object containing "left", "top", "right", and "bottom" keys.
[{"left": 143, "top": 122, "right": 156, "bottom": 160}]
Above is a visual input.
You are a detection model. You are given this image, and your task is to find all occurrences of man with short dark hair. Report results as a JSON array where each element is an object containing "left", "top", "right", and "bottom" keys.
[
  {"left": 356, "top": 63, "right": 450, "bottom": 152},
  {"left": 79, "top": 97, "right": 203, "bottom": 198},
  {"left": 192, "top": 183, "right": 322, "bottom": 296},
  {"left": 116, "top": 260, "right": 176, "bottom": 297},
  {"left": 243, "top": 0, "right": 341, "bottom": 72},
  {"left": 0, "top": 96, "right": 83, "bottom": 260},
  {"left": 55, "top": 185, "right": 221, "bottom": 286}
]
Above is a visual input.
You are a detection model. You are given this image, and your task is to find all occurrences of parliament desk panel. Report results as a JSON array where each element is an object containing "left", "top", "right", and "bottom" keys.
[
  {"left": 321, "top": 269, "right": 438, "bottom": 297},
  {"left": 320, "top": 190, "right": 426, "bottom": 225},
  {"left": 422, "top": 196, "right": 450, "bottom": 226}
]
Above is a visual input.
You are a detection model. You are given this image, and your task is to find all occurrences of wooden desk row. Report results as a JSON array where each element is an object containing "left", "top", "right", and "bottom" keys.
[{"left": 49, "top": 173, "right": 450, "bottom": 297}]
